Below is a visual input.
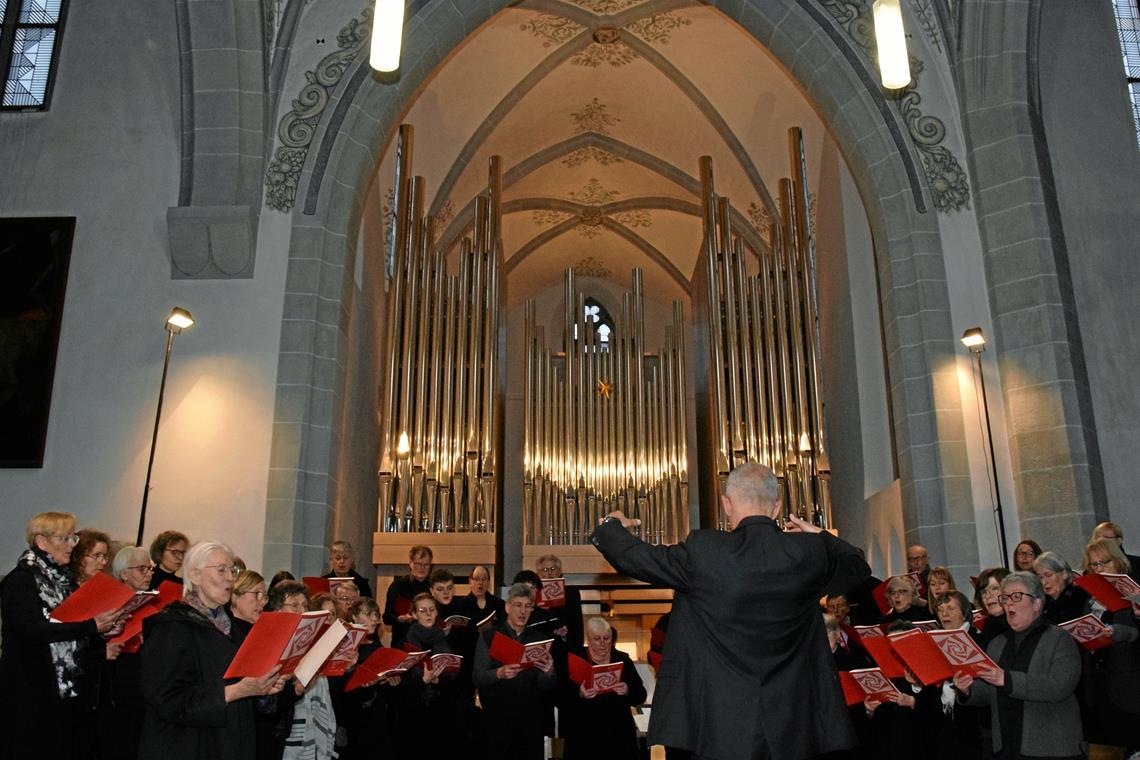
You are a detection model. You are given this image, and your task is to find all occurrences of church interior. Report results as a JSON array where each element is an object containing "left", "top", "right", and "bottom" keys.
[{"left": 2, "top": 0, "right": 1139, "bottom": 634}]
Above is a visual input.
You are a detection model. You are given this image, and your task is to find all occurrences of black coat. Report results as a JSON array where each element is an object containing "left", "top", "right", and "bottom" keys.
[
  {"left": 0, "top": 555, "right": 102, "bottom": 759},
  {"left": 561, "top": 647, "right": 647, "bottom": 760},
  {"left": 593, "top": 515, "right": 871, "bottom": 760},
  {"left": 383, "top": 574, "right": 429, "bottom": 648},
  {"left": 138, "top": 601, "right": 255, "bottom": 760}
]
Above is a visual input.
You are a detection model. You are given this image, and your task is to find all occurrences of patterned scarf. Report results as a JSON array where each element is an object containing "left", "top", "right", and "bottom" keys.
[
  {"left": 183, "top": 588, "right": 232, "bottom": 637},
  {"left": 21, "top": 548, "right": 85, "bottom": 698}
]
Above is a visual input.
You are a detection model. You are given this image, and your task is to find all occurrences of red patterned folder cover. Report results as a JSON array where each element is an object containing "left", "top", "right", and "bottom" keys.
[
  {"left": 488, "top": 632, "right": 554, "bottom": 669},
  {"left": 428, "top": 652, "right": 463, "bottom": 675},
  {"left": 885, "top": 630, "right": 955, "bottom": 685},
  {"left": 345, "top": 647, "right": 427, "bottom": 691},
  {"left": 928, "top": 628, "right": 999, "bottom": 677},
  {"left": 839, "top": 668, "right": 902, "bottom": 706},
  {"left": 319, "top": 625, "right": 369, "bottom": 677},
  {"left": 51, "top": 572, "right": 158, "bottom": 623},
  {"left": 224, "top": 611, "right": 329, "bottom": 678},
  {"left": 1058, "top": 614, "right": 1113, "bottom": 651},
  {"left": 1074, "top": 573, "right": 1136, "bottom": 612},
  {"left": 567, "top": 653, "right": 624, "bottom": 693},
  {"left": 853, "top": 624, "right": 886, "bottom": 640},
  {"left": 537, "top": 577, "right": 566, "bottom": 609}
]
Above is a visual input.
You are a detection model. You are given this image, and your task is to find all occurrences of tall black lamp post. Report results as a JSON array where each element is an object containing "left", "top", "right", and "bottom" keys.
[
  {"left": 137, "top": 307, "right": 195, "bottom": 546},
  {"left": 961, "top": 326, "right": 1010, "bottom": 569}
]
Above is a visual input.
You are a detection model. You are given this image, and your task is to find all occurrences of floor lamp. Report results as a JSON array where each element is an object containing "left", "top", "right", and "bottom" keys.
[
  {"left": 137, "top": 307, "right": 195, "bottom": 546},
  {"left": 961, "top": 326, "right": 1010, "bottom": 569}
]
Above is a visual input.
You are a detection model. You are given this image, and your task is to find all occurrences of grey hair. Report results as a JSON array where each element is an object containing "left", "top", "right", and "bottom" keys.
[
  {"left": 506, "top": 582, "right": 535, "bottom": 602},
  {"left": 536, "top": 554, "right": 562, "bottom": 570},
  {"left": 886, "top": 575, "right": 918, "bottom": 595},
  {"left": 182, "top": 541, "right": 233, "bottom": 595},
  {"left": 585, "top": 616, "right": 611, "bottom": 636},
  {"left": 1032, "top": 551, "right": 1073, "bottom": 584},
  {"left": 111, "top": 545, "right": 150, "bottom": 581},
  {"left": 724, "top": 462, "right": 778, "bottom": 509},
  {"left": 1002, "top": 570, "right": 1044, "bottom": 600}
]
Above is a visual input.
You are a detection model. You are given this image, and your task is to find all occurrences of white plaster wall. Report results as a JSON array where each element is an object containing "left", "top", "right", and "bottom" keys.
[{"left": 0, "top": 3, "right": 289, "bottom": 571}]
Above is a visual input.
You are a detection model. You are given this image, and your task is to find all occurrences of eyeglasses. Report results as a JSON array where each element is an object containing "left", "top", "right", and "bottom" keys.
[
  {"left": 413, "top": 607, "right": 436, "bottom": 615},
  {"left": 1015, "top": 550, "right": 1036, "bottom": 558},
  {"left": 981, "top": 586, "right": 1000, "bottom": 597},
  {"left": 508, "top": 601, "right": 534, "bottom": 611},
  {"left": 166, "top": 549, "right": 186, "bottom": 558},
  {"left": 998, "top": 591, "right": 1035, "bottom": 605},
  {"left": 538, "top": 565, "right": 560, "bottom": 574},
  {"left": 86, "top": 552, "right": 108, "bottom": 561},
  {"left": 888, "top": 589, "right": 912, "bottom": 597},
  {"left": 1088, "top": 559, "right": 1115, "bottom": 570},
  {"left": 126, "top": 564, "right": 155, "bottom": 574},
  {"left": 46, "top": 533, "right": 80, "bottom": 544},
  {"left": 237, "top": 590, "right": 267, "bottom": 600},
  {"left": 410, "top": 561, "right": 431, "bottom": 569},
  {"left": 202, "top": 564, "right": 239, "bottom": 578},
  {"left": 280, "top": 600, "right": 307, "bottom": 612}
]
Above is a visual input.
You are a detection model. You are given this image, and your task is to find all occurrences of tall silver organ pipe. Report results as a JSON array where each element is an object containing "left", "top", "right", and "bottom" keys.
[
  {"left": 523, "top": 269, "right": 689, "bottom": 545},
  {"left": 692, "top": 132, "right": 832, "bottom": 530},
  {"left": 377, "top": 124, "right": 505, "bottom": 534}
]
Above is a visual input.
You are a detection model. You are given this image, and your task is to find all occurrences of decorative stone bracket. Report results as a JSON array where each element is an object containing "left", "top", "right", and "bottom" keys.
[{"left": 166, "top": 205, "right": 258, "bottom": 280}]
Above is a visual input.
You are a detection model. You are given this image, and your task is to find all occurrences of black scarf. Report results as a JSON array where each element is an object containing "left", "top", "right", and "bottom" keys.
[{"left": 21, "top": 547, "right": 86, "bottom": 698}]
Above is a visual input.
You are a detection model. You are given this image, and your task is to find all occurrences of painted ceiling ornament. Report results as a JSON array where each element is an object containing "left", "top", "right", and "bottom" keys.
[
  {"left": 264, "top": 5, "right": 373, "bottom": 212},
  {"left": 566, "top": 0, "right": 647, "bottom": 13},
  {"left": 520, "top": 14, "right": 585, "bottom": 47},
  {"left": 561, "top": 145, "right": 624, "bottom": 168},
  {"left": 533, "top": 209, "right": 575, "bottom": 227},
  {"left": 817, "top": 0, "right": 971, "bottom": 213},
  {"left": 571, "top": 97, "right": 621, "bottom": 135},
  {"left": 573, "top": 256, "right": 612, "bottom": 278},
  {"left": 747, "top": 201, "right": 774, "bottom": 245},
  {"left": 613, "top": 210, "right": 651, "bottom": 229},
  {"left": 625, "top": 12, "right": 692, "bottom": 45},
  {"left": 568, "top": 178, "right": 620, "bottom": 206},
  {"left": 578, "top": 207, "right": 606, "bottom": 238},
  {"left": 571, "top": 40, "right": 638, "bottom": 67}
]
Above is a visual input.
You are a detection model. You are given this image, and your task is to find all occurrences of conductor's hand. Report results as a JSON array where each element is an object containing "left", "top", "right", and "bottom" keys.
[
  {"left": 784, "top": 514, "right": 822, "bottom": 534},
  {"left": 602, "top": 511, "right": 641, "bottom": 530}
]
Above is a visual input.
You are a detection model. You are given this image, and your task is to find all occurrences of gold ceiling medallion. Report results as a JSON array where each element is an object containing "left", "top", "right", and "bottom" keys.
[{"left": 593, "top": 27, "right": 621, "bottom": 45}]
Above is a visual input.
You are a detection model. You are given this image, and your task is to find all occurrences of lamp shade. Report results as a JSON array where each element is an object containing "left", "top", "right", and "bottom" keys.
[
  {"left": 166, "top": 307, "right": 195, "bottom": 331},
  {"left": 960, "top": 326, "right": 986, "bottom": 349},
  {"left": 370, "top": 0, "right": 405, "bottom": 72},
  {"left": 873, "top": 0, "right": 911, "bottom": 89}
]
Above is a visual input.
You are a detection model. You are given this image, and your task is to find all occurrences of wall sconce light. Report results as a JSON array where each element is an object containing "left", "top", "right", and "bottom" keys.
[
  {"left": 961, "top": 326, "right": 1010, "bottom": 568},
  {"left": 137, "top": 307, "right": 195, "bottom": 546},
  {"left": 370, "top": 0, "right": 406, "bottom": 72},
  {"left": 873, "top": 0, "right": 912, "bottom": 89}
]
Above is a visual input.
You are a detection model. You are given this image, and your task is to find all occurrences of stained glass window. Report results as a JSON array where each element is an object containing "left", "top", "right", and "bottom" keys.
[
  {"left": 1, "top": 0, "right": 66, "bottom": 109},
  {"left": 1113, "top": 0, "right": 1140, "bottom": 147}
]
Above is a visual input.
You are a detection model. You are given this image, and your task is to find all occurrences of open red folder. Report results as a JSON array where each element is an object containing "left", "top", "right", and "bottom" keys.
[
  {"left": 428, "top": 652, "right": 463, "bottom": 675},
  {"left": 537, "top": 578, "right": 566, "bottom": 609},
  {"left": 854, "top": 624, "right": 886, "bottom": 640},
  {"left": 488, "top": 632, "right": 554, "bottom": 669},
  {"left": 51, "top": 572, "right": 158, "bottom": 623},
  {"left": 318, "top": 624, "right": 369, "bottom": 677},
  {"left": 108, "top": 583, "right": 184, "bottom": 652},
  {"left": 886, "top": 629, "right": 998, "bottom": 685},
  {"left": 224, "top": 610, "right": 329, "bottom": 679},
  {"left": 1059, "top": 614, "right": 1113, "bottom": 651},
  {"left": 301, "top": 576, "right": 355, "bottom": 597},
  {"left": 345, "top": 647, "right": 428, "bottom": 691},
  {"left": 861, "top": 636, "right": 907, "bottom": 679},
  {"left": 1075, "top": 573, "right": 1139, "bottom": 612},
  {"left": 567, "top": 653, "right": 624, "bottom": 693},
  {"left": 839, "top": 668, "right": 902, "bottom": 706}
]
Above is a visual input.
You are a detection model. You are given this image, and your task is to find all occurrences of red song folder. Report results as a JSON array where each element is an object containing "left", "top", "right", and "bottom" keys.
[
  {"left": 883, "top": 629, "right": 956, "bottom": 686},
  {"left": 1058, "top": 614, "right": 1113, "bottom": 652},
  {"left": 318, "top": 625, "right": 370, "bottom": 677},
  {"left": 345, "top": 647, "right": 427, "bottom": 691},
  {"left": 928, "top": 628, "right": 999, "bottom": 677},
  {"left": 488, "top": 632, "right": 554, "bottom": 668},
  {"left": 1074, "top": 573, "right": 1136, "bottom": 612},
  {"left": 537, "top": 577, "right": 566, "bottom": 609},
  {"left": 567, "top": 653, "right": 624, "bottom": 693},
  {"left": 428, "top": 652, "right": 463, "bottom": 675},
  {"left": 861, "top": 635, "right": 907, "bottom": 679},
  {"left": 839, "top": 668, "right": 902, "bottom": 706},
  {"left": 224, "top": 610, "right": 329, "bottom": 679},
  {"left": 51, "top": 572, "right": 158, "bottom": 623}
]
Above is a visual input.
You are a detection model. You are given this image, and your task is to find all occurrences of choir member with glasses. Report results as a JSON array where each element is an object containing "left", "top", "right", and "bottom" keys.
[
  {"left": 71, "top": 528, "right": 112, "bottom": 585},
  {"left": 906, "top": 545, "right": 931, "bottom": 607},
  {"left": 931, "top": 591, "right": 985, "bottom": 760},
  {"left": 461, "top": 564, "right": 505, "bottom": 625},
  {"left": 0, "top": 513, "right": 126, "bottom": 759},
  {"left": 324, "top": 540, "right": 372, "bottom": 599},
  {"left": 1091, "top": 521, "right": 1140, "bottom": 581},
  {"left": 335, "top": 597, "right": 398, "bottom": 760},
  {"left": 1079, "top": 539, "right": 1140, "bottom": 754},
  {"left": 139, "top": 541, "right": 285, "bottom": 759},
  {"left": 148, "top": 530, "right": 189, "bottom": 591},
  {"left": 226, "top": 570, "right": 267, "bottom": 634},
  {"left": 882, "top": 575, "right": 929, "bottom": 624},
  {"left": 973, "top": 567, "right": 1010, "bottom": 648},
  {"left": 954, "top": 572, "right": 1084, "bottom": 760},
  {"left": 536, "top": 553, "right": 584, "bottom": 646},
  {"left": 333, "top": 580, "right": 360, "bottom": 622},
  {"left": 1033, "top": 552, "right": 1090, "bottom": 624},
  {"left": 924, "top": 566, "right": 957, "bottom": 611},
  {"left": 474, "top": 582, "right": 556, "bottom": 760},
  {"left": 401, "top": 592, "right": 463, "bottom": 755},
  {"left": 1013, "top": 540, "right": 1043, "bottom": 572},
  {"left": 384, "top": 544, "right": 433, "bottom": 648}
]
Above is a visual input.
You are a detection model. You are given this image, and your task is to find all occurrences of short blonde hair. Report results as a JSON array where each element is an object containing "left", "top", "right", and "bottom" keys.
[
  {"left": 182, "top": 541, "right": 233, "bottom": 595},
  {"left": 1083, "top": 539, "right": 1131, "bottom": 574},
  {"left": 232, "top": 570, "right": 265, "bottom": 597},
  {"left": 25, "top": 512, "right": 75, "bottom": 547}
]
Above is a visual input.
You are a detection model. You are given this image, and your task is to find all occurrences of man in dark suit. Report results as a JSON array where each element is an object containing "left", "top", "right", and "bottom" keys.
[{"left": 591, "top": 462, "right": 871, "bottom": 760}]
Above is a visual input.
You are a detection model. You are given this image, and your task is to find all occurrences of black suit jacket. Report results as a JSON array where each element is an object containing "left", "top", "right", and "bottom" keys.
[{"left": 593, "top": 515, "right": 870, "bottom": 760}]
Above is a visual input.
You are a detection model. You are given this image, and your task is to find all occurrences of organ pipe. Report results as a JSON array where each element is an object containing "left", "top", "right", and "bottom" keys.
[
  {"left": 523, "top": 269, "right": 690, "bottom": 545},
  {"left": 692, "top": 136, "right": 832, "bottom": 529},
  {"left": 376, "top": 124, "right": 505, "bottom": 534}
]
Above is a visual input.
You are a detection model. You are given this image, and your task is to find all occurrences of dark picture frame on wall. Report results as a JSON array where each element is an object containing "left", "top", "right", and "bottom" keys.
[{"left": 0, "top": 217, "right": 76, "bottom": 467}]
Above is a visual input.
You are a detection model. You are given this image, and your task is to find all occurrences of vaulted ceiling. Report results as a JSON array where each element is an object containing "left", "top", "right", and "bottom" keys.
[{"left": 374, "top": 0, "right": 844, "bottom": 307}]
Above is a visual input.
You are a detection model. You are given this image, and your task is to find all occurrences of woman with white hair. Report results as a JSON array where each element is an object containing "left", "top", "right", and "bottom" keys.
[
  {"left": 101, "top": 545, "right": 157, "bottom": 760},
  {"left": 138, "top": 541, "right": 286, "bottom": 759},
  {"left": 1033, "top": 552, "right": 1090, "bottom": 624},
  {"left": 561, "top": 616, "right": 647, "bottom": 760},
  {"left": 881, "top": 575, "right": 929, "bottom": 624}
]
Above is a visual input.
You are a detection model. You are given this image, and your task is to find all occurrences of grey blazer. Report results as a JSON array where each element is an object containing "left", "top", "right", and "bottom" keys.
[{"left": 960, "top": 619, "right": 1083, "bottom": 758}]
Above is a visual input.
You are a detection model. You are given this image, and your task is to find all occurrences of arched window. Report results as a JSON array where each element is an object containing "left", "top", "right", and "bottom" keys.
[
  {"left": 1112, "top": 0, "right": 1140, "bottom": 147},
  {"left": 572, "top": 297, "right": 615, "bottom": 350},
  {"left": 1, "top": 0, "right": 68, "bottom": 110}
]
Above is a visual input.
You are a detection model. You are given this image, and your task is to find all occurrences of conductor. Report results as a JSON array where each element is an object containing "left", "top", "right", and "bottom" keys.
[{"left": 591, "top": 462, "right": 871, "bottom": 760}]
